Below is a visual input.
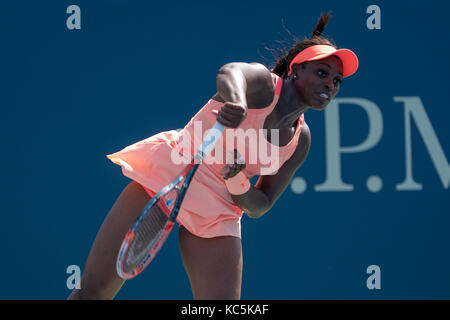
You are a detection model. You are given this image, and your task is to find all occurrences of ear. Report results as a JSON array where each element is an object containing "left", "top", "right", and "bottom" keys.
[
  {"left": 291, "top": 62, "right": 307, "bottom": 77},
  {"left": 291, "top": 63, "right": 298, "bottom": 76}
]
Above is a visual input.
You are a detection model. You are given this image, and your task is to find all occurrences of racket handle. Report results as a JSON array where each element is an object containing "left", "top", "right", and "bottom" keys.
[{"left": 194, "top": 121, "right": 225, "bottom": 162}]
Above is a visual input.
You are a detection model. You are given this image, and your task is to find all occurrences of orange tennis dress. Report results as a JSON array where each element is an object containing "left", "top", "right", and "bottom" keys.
[{"left": 106, "top": 73, "right": 304, "bottom": 238}]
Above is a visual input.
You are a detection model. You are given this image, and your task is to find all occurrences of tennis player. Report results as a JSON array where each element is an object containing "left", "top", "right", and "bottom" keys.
[{"left": 68, "top": 13, "right": 358, "bottom": 300}]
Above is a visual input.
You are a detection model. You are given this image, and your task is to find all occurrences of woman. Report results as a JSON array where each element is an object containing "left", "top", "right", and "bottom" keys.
[{"left": 68, "top": 13, "right": 358, "bottom": 300}]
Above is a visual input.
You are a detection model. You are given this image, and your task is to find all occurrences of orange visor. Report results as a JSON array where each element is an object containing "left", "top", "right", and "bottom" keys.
[{"left": 288, "top": 45, "right": 359, "bottom": 78}]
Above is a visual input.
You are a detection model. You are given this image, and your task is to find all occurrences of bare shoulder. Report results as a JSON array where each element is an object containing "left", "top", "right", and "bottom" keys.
[
  {"left": 246, "top": 62, "right": 276, "bottom": 95},
  {"left": 218, "top": 62, "right": 275, "bottom": 107},
  {"left": 219, "top": 62, "right": 273, "bottom": 87}
]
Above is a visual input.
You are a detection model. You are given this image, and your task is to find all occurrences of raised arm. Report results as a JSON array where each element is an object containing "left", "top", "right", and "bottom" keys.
[{"left": 213, "top": 62, "right": 311, "bottom": 219}]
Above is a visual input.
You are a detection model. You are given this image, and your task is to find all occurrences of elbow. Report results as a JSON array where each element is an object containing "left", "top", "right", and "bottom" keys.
[
  {"left": 231, "top": 186, "right": 272, "bottom": 219},
  {"left": 246, "top": 211, "right": 265, "bottom": 219},
  {"left": 245, "top": 203, "right": 271, "bottom": 219}
]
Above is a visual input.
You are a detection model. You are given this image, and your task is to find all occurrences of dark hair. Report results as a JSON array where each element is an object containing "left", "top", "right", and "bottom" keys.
[{"left": 267, "top": 12, "right": 337, "bottom": 79}]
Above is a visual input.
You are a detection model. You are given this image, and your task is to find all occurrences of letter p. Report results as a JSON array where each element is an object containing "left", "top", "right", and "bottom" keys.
[{"left": 315, "top": 98, "right": 383, "bottom": 191}]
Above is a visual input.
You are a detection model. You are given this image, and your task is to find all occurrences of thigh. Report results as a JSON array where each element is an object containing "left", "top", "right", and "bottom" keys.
[
  {"left": 178, "top": 226, "right": 243, "bottom": 300},
  {"left": 69, "top": 180, "right": 150, "bottom": 299}
]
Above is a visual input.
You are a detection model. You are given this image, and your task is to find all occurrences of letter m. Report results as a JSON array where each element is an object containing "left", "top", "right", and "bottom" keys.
[{"left": 395, "top": 97, "right": 450, "bottom": 190}]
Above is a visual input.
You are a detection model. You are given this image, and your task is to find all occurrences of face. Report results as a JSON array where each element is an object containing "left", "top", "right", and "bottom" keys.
[{"left": 292, "top": 55, "right": 343, "bottom": 110}]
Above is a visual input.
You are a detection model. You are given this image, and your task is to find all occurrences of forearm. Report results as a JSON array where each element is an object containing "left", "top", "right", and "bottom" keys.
[
  {"left": 217, "top": 64, "right": 267, "bottom": 217},
  {"left": 231, "top": 185, "right": 271, "bottom": 219},
  {"left": 216, "top": 64, "right": 248, "bottom": 105}
]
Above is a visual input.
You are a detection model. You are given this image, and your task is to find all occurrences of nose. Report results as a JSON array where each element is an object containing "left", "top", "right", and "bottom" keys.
[{"left": 324, "top": 77, "right": 336, "bottom": 92}]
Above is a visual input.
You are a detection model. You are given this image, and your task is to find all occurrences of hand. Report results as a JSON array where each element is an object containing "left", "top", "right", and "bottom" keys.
[
  {"left": 221, "top": 149, "right": 246, "bottom": 179},
  {"left": 212, "top": 102, "right": 247, "bottom": 128}
]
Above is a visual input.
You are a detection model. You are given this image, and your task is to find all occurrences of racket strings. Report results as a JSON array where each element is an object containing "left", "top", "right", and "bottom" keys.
[{"left": 124, "top": 203, "right": 169, "bottom": 272}]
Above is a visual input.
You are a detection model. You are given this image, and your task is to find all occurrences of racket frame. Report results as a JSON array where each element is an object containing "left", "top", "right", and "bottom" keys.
[{"left": 116, "top": 122, "right": 224, "bottom": 279}]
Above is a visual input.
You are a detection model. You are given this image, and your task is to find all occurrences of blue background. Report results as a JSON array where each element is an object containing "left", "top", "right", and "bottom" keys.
[{"left": 1, "top": 0, "right": 449, "bottom": 299}]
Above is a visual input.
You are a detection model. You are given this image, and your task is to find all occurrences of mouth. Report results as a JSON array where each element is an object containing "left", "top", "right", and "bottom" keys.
[{"left": 317, "top": 92, "right": 330, "bottom": 101}]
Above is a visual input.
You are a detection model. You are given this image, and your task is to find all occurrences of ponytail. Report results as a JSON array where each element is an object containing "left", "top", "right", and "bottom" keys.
[{"left": 270, "top": 12, "right": 336, "bottom": 78}]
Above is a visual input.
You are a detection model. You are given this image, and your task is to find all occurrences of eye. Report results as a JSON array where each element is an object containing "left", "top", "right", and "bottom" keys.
[
  {"left": 334, "top": 78, "right": 342, "bottom": 85},
  {"left": 317, "top": 69, "right": 327, "bottom": 77}
]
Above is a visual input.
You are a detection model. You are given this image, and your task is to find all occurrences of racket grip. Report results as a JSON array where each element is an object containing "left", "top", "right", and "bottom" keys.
[{"left": 195, "top": 121, "right": 225, "bottom": 162}]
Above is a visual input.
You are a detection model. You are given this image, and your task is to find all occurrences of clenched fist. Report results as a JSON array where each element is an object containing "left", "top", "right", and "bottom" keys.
[{"left": 212, "top": 102, "right": 247, "bottom": 128}]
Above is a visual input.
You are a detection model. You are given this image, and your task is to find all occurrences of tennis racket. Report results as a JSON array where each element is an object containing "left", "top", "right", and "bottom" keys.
[{"left": 116, "top": 121, "right": 225, "bottom": 279}]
